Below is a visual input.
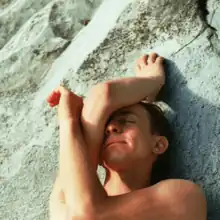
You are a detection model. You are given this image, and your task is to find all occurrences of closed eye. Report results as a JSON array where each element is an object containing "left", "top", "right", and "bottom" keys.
[{"left": 118, "top": 119, "right": 134, "bottom": 124}]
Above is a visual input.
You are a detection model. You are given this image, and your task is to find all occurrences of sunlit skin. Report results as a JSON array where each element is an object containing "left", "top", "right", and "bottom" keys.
[
  {"left": 99, "top": 103, "right": 168, "bottom": 196},
  {"left": 46, "top": 54, "right": 169, "bottom": 197},
  {"left": 97, "top": 52, "right": 168, "bottom": 196},
  {"left": 47, "top": 53, "right": 207, "bottom": 220},
  {"left": 47, "top": 90, "right": 61, "bottom": 106},
  {"left": 46, "top": 53, "right": 168, "bottom": 199}
]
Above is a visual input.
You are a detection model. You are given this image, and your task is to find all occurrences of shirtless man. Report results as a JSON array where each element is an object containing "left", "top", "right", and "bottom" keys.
[{"left": 47, "top": 53, "right": 207, "bottom": 220}]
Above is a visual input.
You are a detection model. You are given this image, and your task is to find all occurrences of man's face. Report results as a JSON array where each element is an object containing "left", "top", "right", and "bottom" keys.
[{"left": 99, "top": 103, "right": 156, "bottom": 170}]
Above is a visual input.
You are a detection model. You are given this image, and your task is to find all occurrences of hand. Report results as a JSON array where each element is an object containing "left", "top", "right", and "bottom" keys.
[
  {"left": 135, "top": 53, "right": 165, "bottom": 86},
  {"left": 46, "top": 85, "right": 83, "bottom": 123}
]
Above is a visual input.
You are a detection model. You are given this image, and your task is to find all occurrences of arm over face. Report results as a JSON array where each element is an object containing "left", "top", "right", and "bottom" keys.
[
  {"left": 79, "top": 83, "right": 207, "bottom": 220},
  {"left": 81, "top": 75, "right": 164, "bottom": 171},
  {"left": 81, "top": 83, "right": 113, "bottom": 172}
]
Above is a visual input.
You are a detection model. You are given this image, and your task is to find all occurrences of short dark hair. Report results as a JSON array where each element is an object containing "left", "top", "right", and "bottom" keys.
[{"left": 138, "top": 101, "right": 173, "bottom": 185}]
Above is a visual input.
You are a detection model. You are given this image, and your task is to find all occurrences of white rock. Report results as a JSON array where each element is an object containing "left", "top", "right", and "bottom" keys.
[{"left": 1, "top": 0, "right": 220, "bottom": 219}]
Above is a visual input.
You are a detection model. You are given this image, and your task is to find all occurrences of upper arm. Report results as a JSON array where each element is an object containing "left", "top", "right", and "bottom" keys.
[
  {"left": 95, "top": 179, "right": 207, "bottom": 220},
  {"left": 169, "top": 180, "right": 207, "bottom": 220},
  {"left": 81, "top": 83, "right": 113, "bottom": 171},
  {"left": 150, "top": 179, "right": 207, "bottom": 220},
  {"left": 95, "top": 184, "right": 171, "bottom": 220}
]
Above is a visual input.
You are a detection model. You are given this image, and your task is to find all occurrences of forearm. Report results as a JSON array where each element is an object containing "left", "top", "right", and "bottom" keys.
[
  {"left": 106, "top": 76, "right": 164, "bottom": 110},
  {"left": 59, "top": 119, "right": 107, "bottom": 217}
]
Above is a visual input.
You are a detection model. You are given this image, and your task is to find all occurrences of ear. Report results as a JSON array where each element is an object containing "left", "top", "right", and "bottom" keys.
[{"left": 154, "top": 136, "right": 169, "bottom": 155}]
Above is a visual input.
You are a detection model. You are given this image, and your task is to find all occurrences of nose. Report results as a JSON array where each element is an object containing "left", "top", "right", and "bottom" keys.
[{"left": 105, "top": 122, "right": 122, "bottom": 136}]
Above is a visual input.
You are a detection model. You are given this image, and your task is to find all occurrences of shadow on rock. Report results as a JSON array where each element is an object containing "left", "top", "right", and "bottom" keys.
[{"left": 157, "top": 59, "right": 220, "bottom": 220}]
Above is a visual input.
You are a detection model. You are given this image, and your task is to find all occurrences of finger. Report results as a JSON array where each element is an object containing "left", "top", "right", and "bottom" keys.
[
  {"left": 49, "top": 85, "right": 69, "bottom": 99},
  {"left": 48, "top": 102, "right": 57, "bottom": 107},
  {"left": 148, "top": 52, "right": 158, "bottom": 64},
  {"left": 156, "top": 56, "right": 165, "bottom": 64},
  {"left": 55, "top": 85, "right": 70, "bottom": 95},
  {"left": 46, "top": 91, "right": 58, "bottom": 101},
  {"left": 137, "top": 55, "right": 148, "bottom": 68},
  {"left": 47, "top": 91, "right": 61, "bottom": 103}
]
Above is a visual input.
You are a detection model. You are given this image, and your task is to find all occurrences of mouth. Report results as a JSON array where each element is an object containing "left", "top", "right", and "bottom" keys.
[{"left": 105, "top": 141, "right": 126, "bottom": 149}]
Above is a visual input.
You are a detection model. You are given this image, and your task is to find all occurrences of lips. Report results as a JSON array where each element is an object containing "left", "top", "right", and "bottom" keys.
[{"left": 105, "top": 140, "right": 126, "bottom": 149}]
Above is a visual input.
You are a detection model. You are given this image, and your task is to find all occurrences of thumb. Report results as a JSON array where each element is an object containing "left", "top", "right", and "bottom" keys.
[
  {"left": 54, "top": 85, "right": 69, "bottom": 95},
  {"left": 47, "top": 86, "right": 69, "bottom": 107}
]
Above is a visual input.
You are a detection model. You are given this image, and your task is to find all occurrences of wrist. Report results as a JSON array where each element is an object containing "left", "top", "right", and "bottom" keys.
[
  {"left": 59, "top": 119, "right": 80, "bottom": 130},
  {"left": 140, "top": 78, "right": 164, "bottom": 103},
  {"left": 138, "top": 75, "right": 165, "bottom": 86}
]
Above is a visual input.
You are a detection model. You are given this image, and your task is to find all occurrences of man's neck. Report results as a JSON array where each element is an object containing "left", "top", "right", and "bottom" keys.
[{"left": 103, "top": 170, "right": 152, "bottom": 196}]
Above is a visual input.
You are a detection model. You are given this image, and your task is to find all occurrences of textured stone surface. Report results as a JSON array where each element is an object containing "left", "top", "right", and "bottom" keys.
[{"left": 0, "top": 0, "right": 220, "bottom": 219}]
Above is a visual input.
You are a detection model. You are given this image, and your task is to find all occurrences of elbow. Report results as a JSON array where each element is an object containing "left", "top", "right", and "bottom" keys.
[
  {"left": 70, "top": 210, "right": 99, "bottom": 220},
  {"left": 68, "top": 206, "right": 98, "bottom": 220},
  {"left": 68, "top": 196, "right": 105, "bottom": 220},
  {"left": 73, "top": 198, "right": 106, "bottom": 220},
  {"left": 86, "top": 82, "right": 112, "bottom": 112},
  {"left": 93, "top": 82, "right": 111, "bottom": 101}
]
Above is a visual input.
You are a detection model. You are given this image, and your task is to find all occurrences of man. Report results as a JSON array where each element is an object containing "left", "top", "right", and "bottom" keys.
[{"left": 47, "top": 53, "right": 207, "bottom": 219}]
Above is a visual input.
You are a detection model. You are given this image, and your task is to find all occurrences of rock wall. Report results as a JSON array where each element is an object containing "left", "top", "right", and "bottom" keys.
[{"left": 0, "top": 0, "right": 220, "bottom": 219}]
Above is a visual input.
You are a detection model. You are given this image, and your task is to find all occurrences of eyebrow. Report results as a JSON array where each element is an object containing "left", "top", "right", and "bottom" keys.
[
  {"left": 112, "top": 110, "right": 137, "bottom": 119},
  {"left": 106, "top": 110, "right": 138, "bottom": 126}
]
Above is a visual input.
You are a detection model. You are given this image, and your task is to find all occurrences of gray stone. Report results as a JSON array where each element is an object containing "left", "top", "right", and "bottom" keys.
[{"left": 0, "top": 0, "right": 220, "bottom": 219}]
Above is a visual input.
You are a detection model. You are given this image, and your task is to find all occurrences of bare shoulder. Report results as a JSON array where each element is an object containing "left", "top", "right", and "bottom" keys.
[
  {"left": 149, "top": 178, "right": 207, "bottom": 220},
  {"left": 152, "top": 178, "right": 206, "bottom": 197},
  {"left": 97, "top": 179, "right": 207, "bottom": 220}
]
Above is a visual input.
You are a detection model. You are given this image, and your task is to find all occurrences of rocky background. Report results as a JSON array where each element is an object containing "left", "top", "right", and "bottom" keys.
[{"left": 0, "top": 0, "right": 220, "bottom": 219}]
